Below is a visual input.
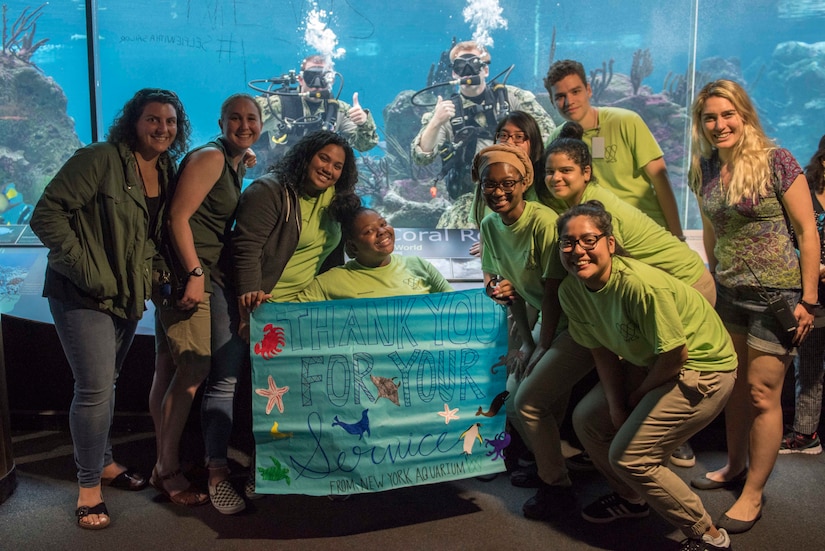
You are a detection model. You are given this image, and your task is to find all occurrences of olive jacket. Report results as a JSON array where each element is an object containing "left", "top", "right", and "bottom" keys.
[{"left": 30, "top": 141, "right": 173, "bottom": 320}]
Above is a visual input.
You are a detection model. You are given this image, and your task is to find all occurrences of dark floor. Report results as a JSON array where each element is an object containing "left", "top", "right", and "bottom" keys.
[{"left": 2, "top": 416, "right": 825, "bottom": 551}]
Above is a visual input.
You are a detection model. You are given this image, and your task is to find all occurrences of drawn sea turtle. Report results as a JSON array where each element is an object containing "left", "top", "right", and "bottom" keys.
[{"left": 258, "top": 456, "right": 291, "bottom": 485}]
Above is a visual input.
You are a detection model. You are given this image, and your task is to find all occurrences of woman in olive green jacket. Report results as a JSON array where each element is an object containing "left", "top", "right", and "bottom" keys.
[{"left": 30, "top": 88, "right": 190, "bottom": 530}]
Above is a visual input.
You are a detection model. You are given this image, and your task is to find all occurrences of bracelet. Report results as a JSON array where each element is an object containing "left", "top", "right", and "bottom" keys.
[
  {"left": 485, "top": 278, "right": 498, "bottom": 298},
  {"left": 799, "top": 299, "right": 821, "bottom": 311}
]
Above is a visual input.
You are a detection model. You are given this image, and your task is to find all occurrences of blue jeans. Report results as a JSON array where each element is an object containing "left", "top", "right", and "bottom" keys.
[
  {"left": 201, "top": 282, "right": 247, "bottom": 465},
  {"left": 49, "top": 297, "right": 138, "bottom": 487}
]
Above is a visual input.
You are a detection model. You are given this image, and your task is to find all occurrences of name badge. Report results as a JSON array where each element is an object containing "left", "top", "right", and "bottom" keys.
[{"left": 591, "top": 137, "right": 605, "bottom": 159}]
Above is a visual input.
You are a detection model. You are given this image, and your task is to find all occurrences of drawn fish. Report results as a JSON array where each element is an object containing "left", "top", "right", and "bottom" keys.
[
  {"left": 371, "top": 375, "right": 401, "bottom": 406},
  {"left": 484, "top": 431, "right": 511, "bottom": 460},
  {"left": 258, "top": 456, "right": 291, "bottom": 485},
  {"left": 459, "top": 422, "right": 483, "bottom": 455},
  {"left": 476, "top": 390, "right": 509, "bottom": 417},
  {"left": 332, "top": 409, "right": 371, "bottom": 439},
  {"left": 269, "top": 421, "right": 293, "bottom": 440}
]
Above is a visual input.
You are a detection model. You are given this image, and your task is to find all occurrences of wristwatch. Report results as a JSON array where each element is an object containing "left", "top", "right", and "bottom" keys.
[
  {"left": 799, "top": 299, "right": 820, "bottom": 311},
  {"left": 188, "top": 266, "right": 204, "bottom": 277}
]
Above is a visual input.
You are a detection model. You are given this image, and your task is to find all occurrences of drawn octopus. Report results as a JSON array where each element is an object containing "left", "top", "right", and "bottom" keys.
[{"left": 254, "top": 324, "right": 285, "bottom": 359}]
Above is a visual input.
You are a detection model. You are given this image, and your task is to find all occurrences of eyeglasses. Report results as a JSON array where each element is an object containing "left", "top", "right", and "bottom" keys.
[
  {"left": 559, "top": 233, "right": 606, "bottom": 252},
  {"left": 481, "top": 177, "right": 524, "bottom": 192},
  {"left": 495, "top": 131, "right": 528, "bottom": 145}
]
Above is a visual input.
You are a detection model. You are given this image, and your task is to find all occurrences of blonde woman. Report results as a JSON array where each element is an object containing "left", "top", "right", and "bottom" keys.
[{"left": 688, "top": 79, "right": 819, "bottom": 534}]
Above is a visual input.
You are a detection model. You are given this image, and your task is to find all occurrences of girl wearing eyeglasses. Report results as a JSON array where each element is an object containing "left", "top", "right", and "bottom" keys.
[
  {"left": 476, "top": 144, "right": 595, "bottom": 521},
  {"left": 556, "top": 201, "right": 736, "bottom": 551},
  {"left": 543, "top": 125, "right": 714, "bottom": 306}
]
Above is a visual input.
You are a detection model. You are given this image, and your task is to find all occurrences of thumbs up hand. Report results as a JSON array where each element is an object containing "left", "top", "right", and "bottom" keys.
[
  {"left": 348, "top": 92, "right": 367, "bottom": 126},
  {"left": 431, "top": 95, "right": 455, "bottom": 126}
]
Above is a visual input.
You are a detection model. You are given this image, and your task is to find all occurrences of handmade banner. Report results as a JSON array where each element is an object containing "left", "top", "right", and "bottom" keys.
[{"left": 250, "top": 288, "right": 509, "bottom": 496}]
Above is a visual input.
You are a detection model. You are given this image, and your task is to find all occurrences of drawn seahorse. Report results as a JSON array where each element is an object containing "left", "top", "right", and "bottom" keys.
[{"left": 476, "top": 390, "right": 509, "bottom": 417}]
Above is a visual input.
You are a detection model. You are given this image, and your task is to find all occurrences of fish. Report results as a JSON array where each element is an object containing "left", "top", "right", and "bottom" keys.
[
  {"left": 371, "top": 375, "right": 401, "bottom": 406},
  {"left": 476, "top": 390, "right": 509, "bottom": 417}
]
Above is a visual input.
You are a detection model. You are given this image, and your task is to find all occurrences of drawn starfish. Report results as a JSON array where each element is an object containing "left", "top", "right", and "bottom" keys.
[
  {"left": 255, "top": 375, "right": 289, "bottom": 414},
  {"left": 437, "top": 403, "right": 460, "bottom": 424}
]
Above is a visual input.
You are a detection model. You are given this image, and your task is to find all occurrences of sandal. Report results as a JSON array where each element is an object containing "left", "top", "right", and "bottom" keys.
[
  {"left": 151, "top": 468, "right": 208, "bottom": 507},
  {"left": 102, "top": 469, "right": 147, "bottom": 491},
  {"left": 76, "top": 502, "right": 110, "bottom": 530}
]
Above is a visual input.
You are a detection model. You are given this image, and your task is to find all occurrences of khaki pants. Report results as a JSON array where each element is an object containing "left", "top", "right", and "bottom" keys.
[
  {"left": 573, "top": 366, "right": 735, "bottom": 537},
  {"left": 506, "top": 328, "right": 595, "bottom": 486}
]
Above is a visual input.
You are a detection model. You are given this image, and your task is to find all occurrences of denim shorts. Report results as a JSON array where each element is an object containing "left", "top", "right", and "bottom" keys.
[{"left": 715, "top": 283, "right": 800, "bottom": 356}]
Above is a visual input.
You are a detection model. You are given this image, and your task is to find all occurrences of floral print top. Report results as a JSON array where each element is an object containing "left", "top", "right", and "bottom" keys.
[{"left": 698, "top": 148, "right": 803, "bottom": 290}]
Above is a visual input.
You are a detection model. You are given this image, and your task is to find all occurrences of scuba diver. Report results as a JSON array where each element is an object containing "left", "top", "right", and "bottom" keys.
[
  {"left": 412, "top": 41, "right": 556, "bottom": 200},
  {"left": 249, "top": 54, "right": 378, "bottom": 171}
]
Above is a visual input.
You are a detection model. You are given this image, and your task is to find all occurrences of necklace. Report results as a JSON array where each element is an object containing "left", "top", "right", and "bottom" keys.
[{"left": 133, "top": 154, "right": 148, "bottom": 195}]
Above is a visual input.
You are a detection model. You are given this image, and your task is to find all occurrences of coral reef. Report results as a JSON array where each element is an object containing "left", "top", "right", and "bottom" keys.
[
  {"left": 426, "top": 37, "right": 457, "bottom": 87},
  {"left": 589, "top": 59, "right": 614, "bottom": 105},
  {"left": 0, "top": 3, "right": 79, "bottom": 205},
  {"left": 630, "top": 48, "right": 653, "bottom": 95},
  {"left": 662, "top": 65, "right": 712, "bottom": 106},
  {"left": 750, "top": 41, "right": 825, "bottom": 162},
  {"left": 1, "top": 3, "right": 48, "bottom": 65}
]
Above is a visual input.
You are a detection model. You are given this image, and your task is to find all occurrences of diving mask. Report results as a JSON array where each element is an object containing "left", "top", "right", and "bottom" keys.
[
  {"left": 452, "top": 55, "right": 486, "bottom": 77},
  {"left": 302, "top": 67, "right": 331, "bottom": 90}
]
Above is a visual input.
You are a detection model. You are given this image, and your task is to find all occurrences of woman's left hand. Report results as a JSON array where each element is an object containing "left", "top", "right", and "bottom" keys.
[{"left": 793, "top": 302, "right": 817, "bottom": 345}]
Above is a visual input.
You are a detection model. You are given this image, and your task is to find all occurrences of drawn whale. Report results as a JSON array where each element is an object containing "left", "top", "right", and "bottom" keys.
[
  {"left": 332, "top": 408, "right": 371, "bottom": 439},
  {"left": 476, "top": 390, "right": 509, "bottom": 417}
]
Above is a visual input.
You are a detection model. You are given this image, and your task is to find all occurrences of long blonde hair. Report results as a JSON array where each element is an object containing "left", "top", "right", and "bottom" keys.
[{"left": 689, "top": 79, "right": 776, "bottom": 204}]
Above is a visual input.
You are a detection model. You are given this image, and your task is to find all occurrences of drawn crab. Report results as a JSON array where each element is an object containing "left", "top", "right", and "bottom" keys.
[{"left": 254, "top": 324, "right": 285, "bottom": 360}]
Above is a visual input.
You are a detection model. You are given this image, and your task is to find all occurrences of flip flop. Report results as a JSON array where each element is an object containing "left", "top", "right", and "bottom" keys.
[
  {"left": 76, "top": 502, "right": 110, "bottom": 530},
  {"left": 102, "top": 469, "right": 147, "bottom": 491}
]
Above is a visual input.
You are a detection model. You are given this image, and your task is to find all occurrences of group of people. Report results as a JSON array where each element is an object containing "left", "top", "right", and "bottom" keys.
[
  {"left": 28, "top": 39, "right": 825, "bottom": 551},
  {"left": 30, "top": 81, "right": 451, "bottom": 529}
]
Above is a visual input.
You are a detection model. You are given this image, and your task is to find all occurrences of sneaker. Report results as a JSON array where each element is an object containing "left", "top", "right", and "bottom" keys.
[
  {"left": 670, "top": 441, "right": 696, "bottom": 467},
  {"left": 565, "top": 451, "right": 596, "bottom": 472},
  {"left": 679, "top": 528, "right": 732, "bottom": 550},
  {"left": 522, "top": 483, "right": 576, "bottom": 520},
  {"left": 244, "top": 470, "right": 264, "bottom": 500},
  {"left": 581, "top": 492, "right": 650, "bottom": 523},
  {"left": 209, "top": 479, "right": 246, "bottom": 515},
  {"left": 779, "top": 430, "right": 822, "bottom": 455}
]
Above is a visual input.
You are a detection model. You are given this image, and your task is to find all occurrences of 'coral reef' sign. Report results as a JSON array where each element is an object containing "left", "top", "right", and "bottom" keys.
[{"left": 251, "top": 289, "right": 508, "bottom": 495}]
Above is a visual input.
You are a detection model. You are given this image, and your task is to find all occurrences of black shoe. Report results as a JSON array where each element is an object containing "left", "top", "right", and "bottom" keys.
[
  {"left": 522, "top": 483, "right": 576, "bottom": 521},
  {"left": 581, "top": 492, "right": 649, "bottom": 523},
  {"left": 716, "top": 510, "right": 761, "bottom": 534},
  {"left": 510, "top": 464, "right": 541, "bottom": 488},
  {"left": 690, "top": 469, "right": 747, "bottom": 490},
  {"left": 670, "top": 441, "right": 696, "bottom": 467},
  {"left": 565, "top": 451, "right": 595, "bottom": 472}
]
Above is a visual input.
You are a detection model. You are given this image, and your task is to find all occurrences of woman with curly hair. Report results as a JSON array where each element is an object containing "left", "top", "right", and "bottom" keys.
[
  {"left": 688, "top": 79, "right": 818, "bottom": 535},
  {"left": 233, "top": 129, "right": 361, "bottom": 328},
  {"left": 30, "top": 88, "right": 190, "bottom": 529},
  {"left": 781, "top": 133, "right": 825, "bottom": 455}
]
